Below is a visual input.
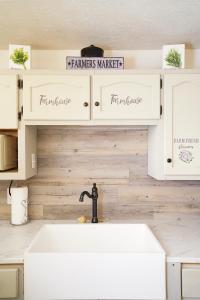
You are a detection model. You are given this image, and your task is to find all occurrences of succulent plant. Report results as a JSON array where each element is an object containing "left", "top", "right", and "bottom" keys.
[
  {"left": 165, "top": 48, "right": 182, "bottom": 68},
  {"left": 10, "top": 48, "right": 29, "bottom": 70}
]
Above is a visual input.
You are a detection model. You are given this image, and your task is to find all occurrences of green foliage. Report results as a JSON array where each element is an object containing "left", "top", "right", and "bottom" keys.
[
  {"left": 165, "top": 48, "right": 182, "bottom": 68},
  {"left": 10, "top": 48, "right": 29, "bottom": 70}
]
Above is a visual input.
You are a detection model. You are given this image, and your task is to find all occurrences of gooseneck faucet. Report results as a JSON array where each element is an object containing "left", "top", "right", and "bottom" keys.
[{"left": 79, "top": 183, "right": 98, "bottom": 223}]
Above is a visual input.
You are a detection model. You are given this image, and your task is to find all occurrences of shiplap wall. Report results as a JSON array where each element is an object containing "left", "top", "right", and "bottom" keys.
[{"left": 0, "top": 126, "right": 200, "bottom": 220}]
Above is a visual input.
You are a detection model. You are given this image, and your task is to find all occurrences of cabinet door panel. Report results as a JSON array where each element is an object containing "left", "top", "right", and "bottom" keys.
[
  {"left": 164, "top": 74, "right": 200, "bottom": 175},
  {"left": 0, "top": 268, "right": 18, "bottom": 298},
  {"left": 93, "top": 74, "right": 160, "bottom": 120},
  {"left": 23, "top": 75, "right": 90, "bottom": 120},
  {"left": 182, "top": 265, "right": 200, "bottom": 298},
  {"left": 0, "top": 75, "right": 18, "bottom": 129}
]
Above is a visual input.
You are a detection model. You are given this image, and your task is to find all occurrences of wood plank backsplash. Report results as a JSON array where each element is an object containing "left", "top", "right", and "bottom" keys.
[{"left": 0, "top": 126, "right": 200, "bottom": 220}]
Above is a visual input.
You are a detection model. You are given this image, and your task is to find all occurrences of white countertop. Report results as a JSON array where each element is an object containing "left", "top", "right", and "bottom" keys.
[{"left": 0, "top": 214, "right": 200, "bottom": 264}]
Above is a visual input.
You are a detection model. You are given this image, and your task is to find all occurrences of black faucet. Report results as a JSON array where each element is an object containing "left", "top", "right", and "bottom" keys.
[{"left": 79, "top": 183, "right": 98, "bottom": 223}]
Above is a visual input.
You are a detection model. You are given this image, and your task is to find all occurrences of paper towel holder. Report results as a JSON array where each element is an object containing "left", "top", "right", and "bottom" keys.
[{"left": 8, "top": 183, "right": 29, "bottom": 226}]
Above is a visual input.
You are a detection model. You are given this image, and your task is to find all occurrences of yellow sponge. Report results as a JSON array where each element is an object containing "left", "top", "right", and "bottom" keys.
[{"left": 77, "top": 216, "right": 87, "bottom": 223}]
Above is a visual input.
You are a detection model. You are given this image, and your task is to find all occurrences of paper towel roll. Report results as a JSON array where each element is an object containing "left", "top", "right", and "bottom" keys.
[{"left": 10, "top": 186, "right": 28, "bottom": 225}]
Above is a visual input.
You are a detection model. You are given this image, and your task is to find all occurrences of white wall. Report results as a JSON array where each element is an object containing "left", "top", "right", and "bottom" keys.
[{"left": 1, "top": 49, "right": 200, "bottom": 69}]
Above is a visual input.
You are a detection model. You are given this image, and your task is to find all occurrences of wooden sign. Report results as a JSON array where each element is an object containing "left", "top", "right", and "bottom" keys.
[{"left": 66, "top": 57, "right": 124, "bottom": 70}]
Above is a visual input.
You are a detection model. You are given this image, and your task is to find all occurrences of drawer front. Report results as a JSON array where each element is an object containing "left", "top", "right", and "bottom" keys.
[
  {"left": 182, "top": 265, "right": 200, "bottom": 298},
  {"left": 0, "top": 268, "right": 18, "bottom": 298}
]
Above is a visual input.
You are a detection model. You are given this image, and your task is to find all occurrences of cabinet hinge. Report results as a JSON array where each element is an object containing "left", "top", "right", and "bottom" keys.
[
  {"left": 18, "top": 106, "right": 23, "bottom": 121},
  {"left": 160, "top": 105, "right": 163, "bottom": 116},
  {"left": 18, "top": 79, "right": 23, "bottom": 89},
  {"left": 160, "top": 78, "right": 163, "bottom": 89}
]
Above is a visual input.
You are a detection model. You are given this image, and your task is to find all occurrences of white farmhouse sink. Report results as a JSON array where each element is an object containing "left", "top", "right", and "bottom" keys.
[{"left": 24, "top": 224, "right": 166, "bottom": 300}]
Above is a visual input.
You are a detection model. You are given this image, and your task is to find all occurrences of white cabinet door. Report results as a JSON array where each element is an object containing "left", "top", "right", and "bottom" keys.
[
  {"left": 23, "top": 75, "right": 90, "bottom": 120},
  {"left": 92, "top": 74, "right": 160, "bottom": 120},
  {"left": 182, "top": 264, "right": 200, "bottom": 298},
  {"left": 0, "top": 75, "right": 18, "bottom": 129},
  {"left": 164, "top": 74, "right": 200, "bottom": 176}
]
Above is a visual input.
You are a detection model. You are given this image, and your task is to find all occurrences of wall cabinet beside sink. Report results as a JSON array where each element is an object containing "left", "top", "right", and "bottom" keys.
[
  {"left": 23, "top": 73, "right": 161, "bottom": 123},
  {"left": 93, "top": 74, "right": 160, "bottom": 120},
  {"left": 23, "top": 74, "right": 91, "bottom": 121},
  {"left": 1, "top": 70, "right": 200, "bottom": 181},
  {"left": 148, "top": 73, "right": 200, "bottom": 180}
]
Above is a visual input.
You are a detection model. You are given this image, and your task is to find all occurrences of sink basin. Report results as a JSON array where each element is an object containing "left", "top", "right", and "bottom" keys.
[{"left": 24, "top": 224, "right": 166, "bottom": 300}]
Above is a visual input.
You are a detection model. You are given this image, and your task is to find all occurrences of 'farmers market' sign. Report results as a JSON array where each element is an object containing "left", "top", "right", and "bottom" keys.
[{"left": 66, "top": 57, "right": 124, "bottom": 70}]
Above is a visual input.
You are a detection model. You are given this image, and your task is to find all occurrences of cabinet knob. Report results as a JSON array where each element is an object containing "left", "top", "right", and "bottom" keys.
[
  {"left": 95, "top": 101, "right": 100, "bottom": 107},
  {"left": 83, "top": 102, "right": 89, "bottom": 107},
  {"left": 167, "top": 158, "right": 172, "bottom": 163}
]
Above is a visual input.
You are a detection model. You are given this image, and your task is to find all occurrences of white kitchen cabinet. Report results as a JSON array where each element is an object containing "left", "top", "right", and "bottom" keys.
[
  {"left": 148, "top": 73, "right": 200, "bottom": 180},
  {"left": 0, "top": 72, "right": 36, "bottom": 180},
  {"left": 0, "top": 124, "right": 37, "bottom": 180},
  {"left": 92, "top": 74, "right": 160, "bottom": 121},
  {"left": 182, "top": 264, "right": 200, "bottom": 298},
  {"left": 0, "top": 75, "right": 18, "bottom": 129},
  {"left": 23, "top": 75, "right": 90, "bottom": 121},
  {"left": 164, "top": 74, "right": 200, "bottom": 176}
]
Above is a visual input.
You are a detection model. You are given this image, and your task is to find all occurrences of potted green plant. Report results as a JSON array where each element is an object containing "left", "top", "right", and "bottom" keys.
[
  {"left": 165, "top": 48, "right": 182, "bottom": 68},
  {"left": 10, "top": 48, "right": 29, "bottom": 70},
  {"left": 162, "top": 44, "right": 185, "bottom": 69}
]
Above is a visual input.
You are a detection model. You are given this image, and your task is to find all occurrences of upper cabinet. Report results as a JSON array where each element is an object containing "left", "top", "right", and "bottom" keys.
[
  {"left": 1, "top": 70, "right": 200, "bottom": 181},
  {"left": 164, "top": 74, "right": 200, "bottom": 176},
  {"left": 148, "top": 73, "right": 200, "bottom": 180},
  {"left": 22, "top": 72, "right": 161, "bottom": 124},
  {"left": 0, "top": 75, "right": 18, "bottom": 129},
  {"left": 92, "top": 74, "right": 160, "bottom": 120},
  {"left": 23, "top": 75, "right": 90, "bottom": 121}
]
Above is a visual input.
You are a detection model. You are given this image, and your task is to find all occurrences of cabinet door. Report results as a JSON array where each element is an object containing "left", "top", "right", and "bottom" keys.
[
  {"left": 0, "top": 75, "right": 18, "bottom": 129},
  {"left": 23, "top": 75, "right": 90, "bottom": 120},
  {"left": 0, "top": 268, "right": 18, "bottom": 298},
  {"left": 182, "top": 264, "right": 200, "bottom": 298},
  {"left": 164, "top": 74, "right": 200, "bottom": 176},
  {"left": 93, "top": 74, "right": 160, "bottom": 120}
]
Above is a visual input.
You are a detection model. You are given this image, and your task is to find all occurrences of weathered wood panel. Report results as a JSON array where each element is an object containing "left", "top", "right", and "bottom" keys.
[{"left": 0, "top": 126, "right": 200, "bottom": 220}]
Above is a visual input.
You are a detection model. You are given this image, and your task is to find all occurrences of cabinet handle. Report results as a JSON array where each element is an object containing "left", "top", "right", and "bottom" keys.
[
  {"left": 83, "top": 102, "right": 89, "bottom": 107},
  {"left": 167, "top": 158, "right": 172, "bottom": 163},
  {"left": 95, "top": 101, "right": 100, "bottom": 107}
]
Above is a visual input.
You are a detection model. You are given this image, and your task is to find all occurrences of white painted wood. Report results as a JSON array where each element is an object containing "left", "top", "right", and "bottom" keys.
[
  {"left": 0, "top": 135, "right": 17, "bottom": 170},
  {"left": 164, "top": 74, "right": 200, "bottom": 176},
  {"left": 148, "top": 73, "right": 200, "bottom": 180},
  {"left": 17, "top": 123, "right": 37, "bottom": 180},
  {"left": 167, "top": 262, "right": 181, "bottom": 300},
  {"left": 23, "top": 74, "right": 90, "bottom": 120},
  {"left": 182, "top": 264, "right": 200, "bottom": 298},
  {"left": 1, "top": 69, "right": 200, "bottom": 181},
  {"left": 0, "top": 123, "right": 37, "bottom": 180},
  {"left": 23, "top": 119, "right": 159, "bottom": 125},
  {"left": 0, "top": 75, "right": 18, "bottom": 129},
  {"left": 24, "top": 125, "right": 37, "bottom": 179},
  {"left": 0, "top": 268, "right": 18, "bottom": 298},
  {"left": 92, "top": 74, "right": 160, "bottom": 121},
  {"left": 148, "top": 123, "right": 164, "bottom": 179}
]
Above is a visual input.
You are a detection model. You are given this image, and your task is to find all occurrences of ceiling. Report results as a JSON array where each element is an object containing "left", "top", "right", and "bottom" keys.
[{"left": 0, "top": 0, "right": 200, "bottom": 50}]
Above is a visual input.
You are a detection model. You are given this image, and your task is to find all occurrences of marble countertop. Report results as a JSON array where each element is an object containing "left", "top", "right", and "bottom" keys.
[{"left": 0, "top": 214, "right": 200, "bottom": 264}]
